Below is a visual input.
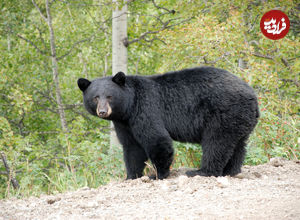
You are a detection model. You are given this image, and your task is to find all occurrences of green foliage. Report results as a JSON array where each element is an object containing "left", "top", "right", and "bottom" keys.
[
  {"left": 0, "top": 0, "right": 299, "bottom": 198},
  {"left": 0, "top": 116, "right": 124, "bottom": 198},
  {"left": 173, "top": 142, "right": 202, "bottom": 168}
]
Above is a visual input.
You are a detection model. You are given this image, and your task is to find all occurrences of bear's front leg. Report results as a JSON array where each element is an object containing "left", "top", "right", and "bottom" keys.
[
  {"left": 113, "top": 121, "right": 148, "bottom": 180},
  {"left": 145, "top": 136, "right": 174, "bottom": 180},
  {"left": 123, "top": 145, "right": 148, "bottom": 179},
  {"left": 130, "top": 114, "right": 174, "bottom": 180}
]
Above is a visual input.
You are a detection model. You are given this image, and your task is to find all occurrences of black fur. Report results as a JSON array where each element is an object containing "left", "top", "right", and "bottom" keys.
[{"left": 78, "top": 67, "right": 259, "bottom": 179}]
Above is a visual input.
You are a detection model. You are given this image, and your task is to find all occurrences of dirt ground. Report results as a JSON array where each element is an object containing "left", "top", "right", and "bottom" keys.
[{"left": 1, "top": 158, "right": 300, "bottom": 220}]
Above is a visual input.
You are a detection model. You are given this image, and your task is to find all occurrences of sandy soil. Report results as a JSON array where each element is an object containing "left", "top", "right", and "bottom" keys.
[{"left": 1, "top": 158, "right": 300, "bottom": 220}]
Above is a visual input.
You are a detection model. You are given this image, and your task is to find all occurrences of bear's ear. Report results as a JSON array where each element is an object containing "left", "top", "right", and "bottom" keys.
[
  {"left": 112, "top": 72, "right": 126, "bottom": 86},
  {"left": 77, "top": 78, "right": 91, "bottom": 92}
]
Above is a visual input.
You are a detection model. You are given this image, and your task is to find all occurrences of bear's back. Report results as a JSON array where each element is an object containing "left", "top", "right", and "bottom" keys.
[
  {"left": 150, "top": 66, "right": 221, "bottom": 83},
  {"left": 148, "top": 66, "right": 254, "bottom": 97},
  {"left": 149, "top": 66, "right": 241, "bottom": 87}
]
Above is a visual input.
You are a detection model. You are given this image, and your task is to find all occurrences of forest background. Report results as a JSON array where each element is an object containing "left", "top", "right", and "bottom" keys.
[{"left": 0, "top": 0, "right": 299, "bottom": 198}]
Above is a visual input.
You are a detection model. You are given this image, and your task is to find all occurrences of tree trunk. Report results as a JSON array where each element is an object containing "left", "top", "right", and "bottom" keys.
[
  {"left": 111, "top": 0, "right": 128, "bottom": 148},
  {"left": 0, "top": 152, "right": 19, "bottom": 190},
  {"left": 45, "top": 0, "right": 69, "bottom": 132},
  {"left": 7, "top": 34, "right": 11, "bottom": 51}
]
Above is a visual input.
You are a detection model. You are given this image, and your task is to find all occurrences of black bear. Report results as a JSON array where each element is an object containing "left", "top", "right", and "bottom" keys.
[{"left": 77, "top": 67, "right": 259, "bottom": 179}]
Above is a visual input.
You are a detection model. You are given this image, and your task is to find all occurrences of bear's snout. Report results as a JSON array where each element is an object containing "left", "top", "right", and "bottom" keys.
[
  {"left": 97, "top": 109, "right": 107, "bottom": 117},
  {"left": 96, "top": 99, "right": 112, "bottom": 118}
]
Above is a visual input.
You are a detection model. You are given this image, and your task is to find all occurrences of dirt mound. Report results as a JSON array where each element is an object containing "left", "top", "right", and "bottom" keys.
[{"left": 1, "top": 159, "right": 300, "bottom": 220}]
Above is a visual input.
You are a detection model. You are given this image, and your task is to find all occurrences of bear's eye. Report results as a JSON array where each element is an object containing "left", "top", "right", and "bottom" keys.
[
  {"left": 107, "top": 96, "right": 112, "bottom": 101},
  {"left": 93, "top": 96, "right": 99, "bottom": 103}
]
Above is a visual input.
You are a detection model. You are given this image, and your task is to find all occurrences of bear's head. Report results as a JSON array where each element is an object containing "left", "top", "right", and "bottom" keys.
[{"left": 77, "top": 72, "right": 132, "bottom": 121}]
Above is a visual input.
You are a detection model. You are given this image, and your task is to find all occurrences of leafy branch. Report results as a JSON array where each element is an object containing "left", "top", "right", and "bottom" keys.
[
  {"left": 123, "top": 0, "right": 194, "bottom": 47},
  {"left": 57, "top": 36, "right": 94, "bottom": 60},
  {"left": 32, "top": 0, "right": 47, "bottom": 22},
  {"left": 125, "top": 17, "right": 193, "bottom": 47},
  {"left": 16, "top": 34, "right": 48, "bottom": 56},
  {"left": 151, "top": 0, "right": 176, "bottom": 14}
]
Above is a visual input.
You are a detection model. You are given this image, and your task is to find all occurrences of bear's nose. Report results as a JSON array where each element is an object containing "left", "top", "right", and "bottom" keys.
[
  {"left": 96, "top": 106, "right": 107, "bottom": 117},
  {"left": 99, "top": 111, "right": 106, "bottom": 116},
  {"left": 98, "top": 110, "right": 107, "bottom": 117}
]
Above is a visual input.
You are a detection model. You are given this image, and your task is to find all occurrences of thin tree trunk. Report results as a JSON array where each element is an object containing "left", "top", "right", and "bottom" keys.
[
  {"left": 99, "top": 8, "right": 110, "bottom": 77},
  {"left": 1, "top": 152, "right": 19, "bottom": 190},
  {"left": 111, "top": 0, "right": 128, "bottom": 148},
  {"left": 112, "top": 1, "right": 127, "bottom": 74},
  {"left": 7, "top": 34, "right": 11, "bottom": 51},
  {"left": 45, "top": 0, "right": 69, "bottom": 132}
]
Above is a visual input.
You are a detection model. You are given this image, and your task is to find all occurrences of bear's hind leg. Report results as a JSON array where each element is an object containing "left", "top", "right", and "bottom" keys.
[
  {"left": 222, "top": 137, "right": 247, "bottom": 176},
  {"left": 186, "top": 133, "right": 235, "bottom": 177}
]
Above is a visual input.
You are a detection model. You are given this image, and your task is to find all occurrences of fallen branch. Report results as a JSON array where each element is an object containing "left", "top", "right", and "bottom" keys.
[{"left": 251, "top": 52, "right": 274, "bottom": 60}]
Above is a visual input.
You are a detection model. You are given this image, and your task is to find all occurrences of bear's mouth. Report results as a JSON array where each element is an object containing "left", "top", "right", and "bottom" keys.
[{"left": 97, "top": 112, "right": 108, "bottom": 118}]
